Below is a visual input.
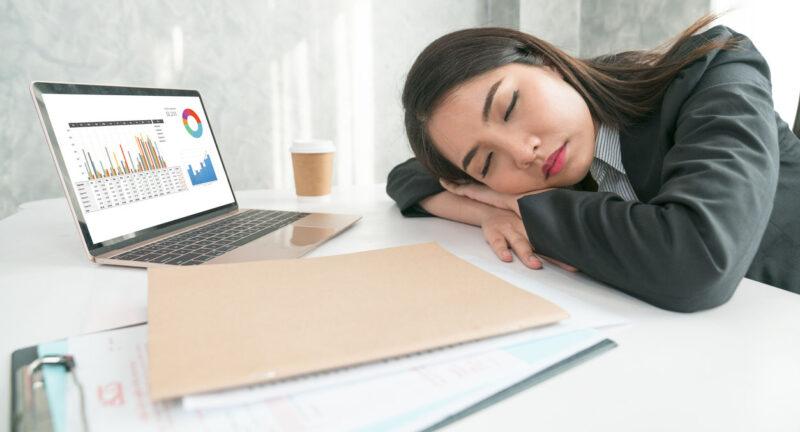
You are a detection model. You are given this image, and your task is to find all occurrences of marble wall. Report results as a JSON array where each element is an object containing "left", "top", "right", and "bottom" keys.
[
  {"left": 0, "top": 0, "right": 491, "bottom": 219},
  {"left": 519, "top": 0, "right": 709, "bottom": 57},
  {"left": 519, "top": 0, "right": 582, "bottom": 55},
  {"left": 579, "top": 0, "right": 709, "bottom": 57}
]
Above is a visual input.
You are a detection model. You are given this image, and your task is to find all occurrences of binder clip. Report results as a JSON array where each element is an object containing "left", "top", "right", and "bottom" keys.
[{"left": 13, "top": 355, "right": 89, "bottom": 432}]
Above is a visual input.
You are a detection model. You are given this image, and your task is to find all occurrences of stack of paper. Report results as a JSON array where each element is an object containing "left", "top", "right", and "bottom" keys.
[
  {"left": 39, "top": 243, "right": 622, "bottom": 431},
  {"left": 43, "top": 324, "right": 612, "bottom": 432}
]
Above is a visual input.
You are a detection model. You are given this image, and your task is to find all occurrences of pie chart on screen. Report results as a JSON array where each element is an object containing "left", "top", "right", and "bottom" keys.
[{"left": 182, "top": 108, "right": 203, "bottom": 138}]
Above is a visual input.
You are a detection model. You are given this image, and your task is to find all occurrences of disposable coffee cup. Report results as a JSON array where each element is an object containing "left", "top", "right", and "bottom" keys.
[{"left": 290, "top": 139, "right": 335, "bottom": 197}]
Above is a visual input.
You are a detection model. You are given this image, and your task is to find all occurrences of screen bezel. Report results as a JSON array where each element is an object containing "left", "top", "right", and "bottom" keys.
[{"left": 30, "top": 82, "right": 239, "bottom": 257}]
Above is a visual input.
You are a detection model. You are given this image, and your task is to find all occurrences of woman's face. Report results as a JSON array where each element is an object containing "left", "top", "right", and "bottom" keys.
[{"left": 427, "top": 63, "right": 596, "bottom": 194}]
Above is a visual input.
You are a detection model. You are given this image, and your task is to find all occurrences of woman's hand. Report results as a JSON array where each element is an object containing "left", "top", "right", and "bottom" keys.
[
  {"left": 421, "top": 185, "right": 577, "bottom": 272},
  {"left": 480, "top": 207, "right": 542, "bottom": 268},
  {"left": 479, "top": 207, "right": 578, "bottom": 272}
]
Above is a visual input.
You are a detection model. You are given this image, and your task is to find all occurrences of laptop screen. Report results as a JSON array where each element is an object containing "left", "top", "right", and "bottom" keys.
[{"left": 40, "top": 91, "right": 236, "bottom": 245}]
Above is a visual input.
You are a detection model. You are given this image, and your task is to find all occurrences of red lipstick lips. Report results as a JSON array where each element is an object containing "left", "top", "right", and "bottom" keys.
[{"left": 542, "top": 143, "right": 567, "bottom": 179}]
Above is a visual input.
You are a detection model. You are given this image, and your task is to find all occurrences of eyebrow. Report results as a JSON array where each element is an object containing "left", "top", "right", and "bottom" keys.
[{"left": 482, "top": 78, "right": 503, "bottom": 123}]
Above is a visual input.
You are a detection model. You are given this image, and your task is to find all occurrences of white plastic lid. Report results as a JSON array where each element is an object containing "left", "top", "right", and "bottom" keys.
[{"left": 290, "top": 139, "right": 335, "bottom": 154}]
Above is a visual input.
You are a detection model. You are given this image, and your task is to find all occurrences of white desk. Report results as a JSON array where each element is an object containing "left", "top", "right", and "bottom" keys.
[{"left": 1, "top": 185, "right": 799, "bottom": 432}]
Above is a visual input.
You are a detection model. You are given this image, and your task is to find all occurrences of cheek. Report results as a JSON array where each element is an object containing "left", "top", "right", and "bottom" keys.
[
  {"left": 566, "top": 132, "right": 595, "bottom": 180},
  {"left": 539, "top": 82, "right": 590, "bottom": 129},
  {"left": 480, "top": 155, "right": 545, "bottom": 193}
]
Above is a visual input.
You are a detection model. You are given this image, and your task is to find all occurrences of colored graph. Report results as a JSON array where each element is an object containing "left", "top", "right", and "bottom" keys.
[
  {"left": 82, "top": 134, "right": 166, "bottom": 180},
  {"left": 67, "top": 119, "right": 189, "bottom": 213},
  {"left": 182, "top": 108, "right": 203, "bottom": 138},
  {"left": 187, "top": 154, "right": 218, "bottom": 185}
]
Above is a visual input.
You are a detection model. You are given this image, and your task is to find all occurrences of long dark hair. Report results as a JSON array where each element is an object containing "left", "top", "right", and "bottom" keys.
[{"left": 402, "top": 14, "right": 741, "bottom": 183}]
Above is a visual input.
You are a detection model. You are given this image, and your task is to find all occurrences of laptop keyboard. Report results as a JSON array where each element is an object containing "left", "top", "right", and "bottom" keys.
[{"left": 111, "top": 209, "right": 309, "bottom": 265}]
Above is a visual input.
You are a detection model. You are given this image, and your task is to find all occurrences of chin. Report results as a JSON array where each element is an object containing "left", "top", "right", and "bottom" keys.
[{"left": 556, "top": 171, "right": 585, "bottom": 188}]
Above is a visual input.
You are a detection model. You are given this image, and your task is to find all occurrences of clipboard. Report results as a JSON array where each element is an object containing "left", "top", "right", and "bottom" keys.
[
  {"left": 10, "top": 322, "right": 145, "bottom": 432},
  {"left": 10, "top": 324, "right": 616, "bottom": 432}
]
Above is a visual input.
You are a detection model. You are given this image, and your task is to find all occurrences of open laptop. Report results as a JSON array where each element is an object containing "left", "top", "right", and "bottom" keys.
[{"left": 30, "top": 82, "right": 360, "bottom": 267}]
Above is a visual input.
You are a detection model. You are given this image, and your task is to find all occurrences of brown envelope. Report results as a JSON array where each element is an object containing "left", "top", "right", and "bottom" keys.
[{"left": 147, "top": 242, "right": 568, "bottom": 400}]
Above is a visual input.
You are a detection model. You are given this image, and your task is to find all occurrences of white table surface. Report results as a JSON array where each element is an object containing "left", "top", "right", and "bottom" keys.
[{"left": 1, "top": 184, "right": 798, "bottom": 432}]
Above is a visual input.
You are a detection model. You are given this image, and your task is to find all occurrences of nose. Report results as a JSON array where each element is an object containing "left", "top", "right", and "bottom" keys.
[{"left": 509, "top": 134, "right": 541, "bottom": 169}]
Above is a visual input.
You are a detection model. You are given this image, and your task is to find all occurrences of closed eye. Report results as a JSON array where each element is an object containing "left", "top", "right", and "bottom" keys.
[
  {"left": 503, "top": 90, "right": 518, "bottom": 122},
  {"left": 481, "top": 151, "right": 494, "bottom": 178}
]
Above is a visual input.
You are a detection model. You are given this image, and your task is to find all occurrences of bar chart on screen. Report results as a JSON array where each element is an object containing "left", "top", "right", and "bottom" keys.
[
  {"left": 67, "top": 119, "right": 189, "bottom": 213},
  {"left": 187, "top": 153, "right": 218, "bottom": 186}
]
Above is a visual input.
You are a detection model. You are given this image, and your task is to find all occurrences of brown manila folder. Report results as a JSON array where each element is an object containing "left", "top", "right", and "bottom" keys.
[{"left": 148, "top": 242, "right": 569, "bottom": 401}]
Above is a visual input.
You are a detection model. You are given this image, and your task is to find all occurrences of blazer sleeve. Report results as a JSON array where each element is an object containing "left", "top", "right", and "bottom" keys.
[
  {"left": 386, "top": 158, "right": 445, "bottom": 217},
  {"left": 517, "top": 43, "right": 780, "bottom": 312}
]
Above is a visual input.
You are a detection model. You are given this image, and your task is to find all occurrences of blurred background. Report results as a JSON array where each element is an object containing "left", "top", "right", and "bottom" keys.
[{"left": 1, "top": 0, "right": 797, "bottom": 220}]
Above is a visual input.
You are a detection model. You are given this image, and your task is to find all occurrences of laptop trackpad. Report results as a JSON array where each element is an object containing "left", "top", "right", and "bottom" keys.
[
  {"left": 289, "top": 226, "right": 337, "bottom": 246},
  {"left": 209, "top": 225, "right": 337, "bottom": 263},
  {"left": 294, "top": 212, "right": 357, "bottom": 229}
]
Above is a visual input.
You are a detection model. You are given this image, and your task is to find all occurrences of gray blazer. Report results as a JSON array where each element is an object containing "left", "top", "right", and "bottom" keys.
[{"left": 386, "top": 26, "right": 800, "bottom": 312}]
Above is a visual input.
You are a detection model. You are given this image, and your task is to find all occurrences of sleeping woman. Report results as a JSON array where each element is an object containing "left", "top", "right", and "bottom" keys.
[{"left": 386, "top": 15, "right": 800, "bottom": 312}]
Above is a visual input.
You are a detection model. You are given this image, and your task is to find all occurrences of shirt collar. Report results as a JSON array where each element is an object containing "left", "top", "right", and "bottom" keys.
[{"left": 593, "top": 123, "right": 626, "bottom": 174}]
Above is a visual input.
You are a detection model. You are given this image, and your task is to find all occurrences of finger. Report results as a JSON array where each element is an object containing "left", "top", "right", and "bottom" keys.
[
  {"left": 488, "top": 236, "right": 513, "bottom": 262},
  {"left": 440, "top": 179, "right": 500, "bottom": 207},
  {"left": 507, "top": 236, "right": 542, "bottom": 269},
  {"left": 540, "top": 255, "right": 579, "bottom": 272},
  {"left": 439, "top": 179, "right": 461, "bottom": 194},
  {"left": 440, "top": 180, "right": 480, "bottom": 203}
]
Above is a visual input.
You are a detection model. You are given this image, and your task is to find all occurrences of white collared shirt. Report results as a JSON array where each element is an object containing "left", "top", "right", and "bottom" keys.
[{"left": 589, "top": 123, "right": 640, "bottom": 202}]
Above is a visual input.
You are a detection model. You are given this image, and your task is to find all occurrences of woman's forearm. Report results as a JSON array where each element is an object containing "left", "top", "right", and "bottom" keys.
[{"left": 418, "top": 191, "right": 494, "bottom": 226}]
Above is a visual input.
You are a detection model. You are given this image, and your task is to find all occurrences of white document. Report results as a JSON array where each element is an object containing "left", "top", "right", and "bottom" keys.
[{"left": 53, "top": 325, "right": 609, "bottom": 431}]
